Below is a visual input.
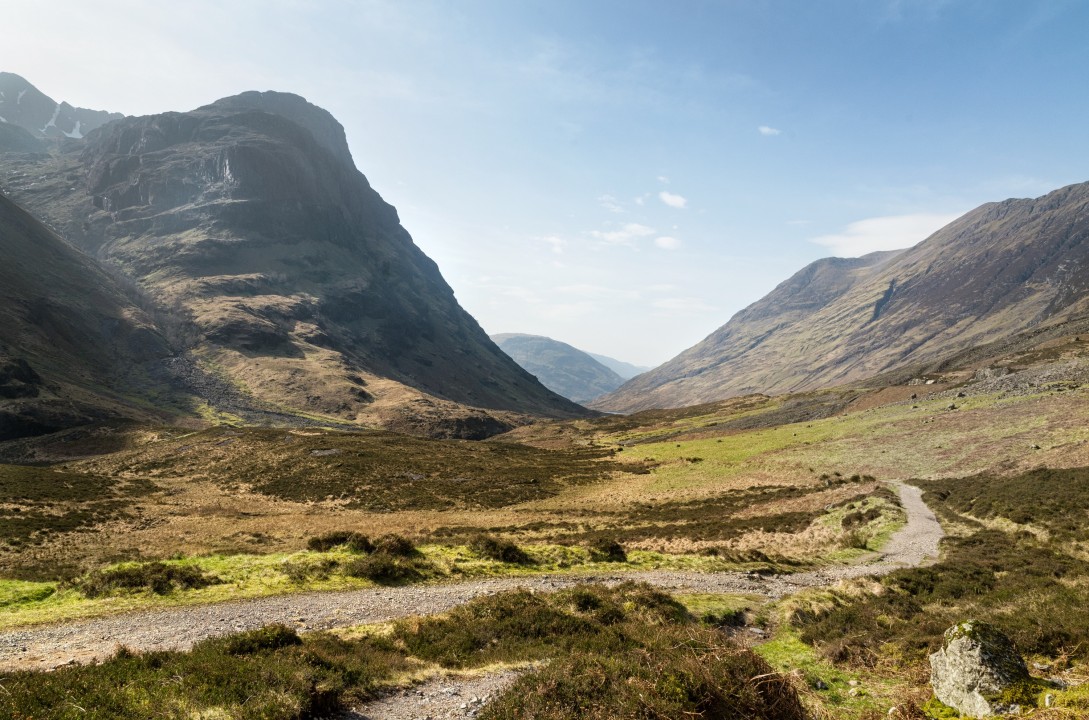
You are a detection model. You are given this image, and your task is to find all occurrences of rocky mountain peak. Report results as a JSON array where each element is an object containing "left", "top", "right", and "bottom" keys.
[
  {"left": 0, "top": 72, "right": 123, "bottom": 139},
  {"left": 202, "top": 90, "right": 353, "bottom": 163}
]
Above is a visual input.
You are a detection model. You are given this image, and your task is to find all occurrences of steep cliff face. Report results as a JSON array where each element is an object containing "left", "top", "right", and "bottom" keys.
[
  {"left": 596, "top": 182, "right": 1089, "bottom": 412},
  {"left": 0, "top": 72, "right": 122, "bottom": 139},
  {"left": 0, "top": 83, "right": 586, "bottom": 433},
  {"left": 0, "top": 192, "right": 169, "bottom": 439}
]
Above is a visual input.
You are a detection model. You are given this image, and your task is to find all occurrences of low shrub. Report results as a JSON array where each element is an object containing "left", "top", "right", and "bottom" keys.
[
  {"left": 220, "top": 624, "right": 302, "bottom": 655},
  {"left": 345, "top": 552, "right": 430, "bottom": 584},
  {"left": 469, "top": 534, "right": 532, "bottom": 564},
  {"left": 588, "top": 538, "right": 627, "bottom": 562},
  {"left": 481, "top": 625, "right": 806, "bottom": 720},
  {"left": 77, "top": 562, "right": 222, "bottom": 597},
  {"left": 373, "top": 534, "right": 418, "bottom": 557},
  {"left": 307, "top": 531, "right": 373, "bottom": 553}
]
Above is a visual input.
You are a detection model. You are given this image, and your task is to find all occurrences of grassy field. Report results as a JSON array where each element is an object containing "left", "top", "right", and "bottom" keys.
[{"left": 3, "top": 346, "right": 1089, "bottom": 716}]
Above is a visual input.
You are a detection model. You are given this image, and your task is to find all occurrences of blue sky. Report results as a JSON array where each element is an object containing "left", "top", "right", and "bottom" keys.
[{"left": 5, "top": 0, "right": 1089, "bottom": 365}]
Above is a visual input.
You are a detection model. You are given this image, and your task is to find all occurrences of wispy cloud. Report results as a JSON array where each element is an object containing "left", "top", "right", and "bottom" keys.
[
  {"left": 810, "top": 212, "right": 962, "bottom": 257},
  {"left": 589, "top": 222, "right": 656, "bottom": 245},
  {"left": 542, "top": 235, "right": 567, "bottom": 254},
  {"left": 655, "top": 235, "right": 681, "bottom": 250},
  {"left": 758, "top": 125, "right": 781, "bottom": 136},
  {"left": 598, "top": 194, "right": 624, "bottom": 213},
  {"left": 659, "top": 191, "right": 687, "bottom": 209},
  {"left": 657, "top": 175, "right": 670, "bottom": 184}
]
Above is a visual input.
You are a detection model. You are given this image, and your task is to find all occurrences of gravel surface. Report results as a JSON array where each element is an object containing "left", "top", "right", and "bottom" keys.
[
  {"left": 337, "top": 669, "right": 525, "bottom": 720},
  {"left": 0, "top": 482, "right": 942, "bottom": 673}
]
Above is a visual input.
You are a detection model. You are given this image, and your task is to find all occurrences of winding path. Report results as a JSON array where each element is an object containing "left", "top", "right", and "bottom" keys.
[{"left": 0, "top": 482, "right": 942, "bottom": 673}]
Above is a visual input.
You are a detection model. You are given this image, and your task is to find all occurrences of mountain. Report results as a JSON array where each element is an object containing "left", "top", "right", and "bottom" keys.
[
  {"left": 491, "top": 334, "right": 626, "bottom": 402},
  {"left": 0, "top": 73, "right": 123, "bottom": 139},
  {"left": 595, "top": 182, "right": 1089, "bottom": 412},
  {"left": 0, "top": 191, "right": 171, "bottom": 440},
  {"left": 585, "top": 352, "right": 653, "bottom": 380},
  {"left": 0, "top": 78, "right": 587, "bottom": 437}
]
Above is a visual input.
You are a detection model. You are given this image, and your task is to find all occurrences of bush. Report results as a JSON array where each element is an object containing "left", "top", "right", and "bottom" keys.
[
  {"left": 307, "top": 531, "right": 374, "bottom": 553},
  {"left": 469, "top": 534, "right": 532, "bottom": 564},
  {"left": 588, "top": 538, "right": 627, "bottom": 562},
  {"left": 345, "top": 552, "right": 428, "bottom": 584},
  {"left": 220, "top": 624, "right": 302, "bottom": 655},
  {"left": 77, "top": 562, "right": 222, "bottom": 597},
  {"left": 480, "top": 625, "right": 806, "bottom": 720},
  {"left": 373, "top": 534, "right": 418, "bottom": 557}
]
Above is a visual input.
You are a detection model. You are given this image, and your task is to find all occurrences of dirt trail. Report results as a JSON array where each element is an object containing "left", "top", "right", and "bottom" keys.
[{"left": 0, "top": 482, "right": 942, "bottom": 673}]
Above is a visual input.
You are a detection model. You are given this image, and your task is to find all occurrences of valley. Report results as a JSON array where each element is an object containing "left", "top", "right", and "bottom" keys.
[{"left": 3, "top": 44, "right": 1089, "bottom": 718}]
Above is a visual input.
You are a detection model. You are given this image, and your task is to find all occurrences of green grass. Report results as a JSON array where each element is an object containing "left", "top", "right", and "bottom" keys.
[
  {"left": 756, "top": 629, "right": 907, "bottom": 718},
  {"left": 0, "top": 540, "right": 806, "bottom": 629}
]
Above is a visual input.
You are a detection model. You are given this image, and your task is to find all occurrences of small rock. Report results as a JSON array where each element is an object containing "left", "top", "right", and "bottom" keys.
[
  {"left": 1044, "top": 693, "right": 1056, "bottom": 707},
  {"left": 813, "top": 678, "right": 829, "bottom": 690},
  {"left": 848, "top": 679, "right": 859, "bottom": 687}
]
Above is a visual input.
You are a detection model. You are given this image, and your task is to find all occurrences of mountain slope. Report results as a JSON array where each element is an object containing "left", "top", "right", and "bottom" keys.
[
  {"left": 0, "top": 80, "right": 586, "bottom": 435},
  {"left": 586, "top": 352, "right": 652, "bottom": 380},
  {"left": 0, "top": 73, "right": 122, "bottom": 139},
  {"left": 491, "top": 334, "right": 626, "bottom": 402},
  {"left": 596, "top": 182, "right": 1089, "bottom": 412},
  {"left": 0, "top": 192, "right": 170, "bottom": 439}
]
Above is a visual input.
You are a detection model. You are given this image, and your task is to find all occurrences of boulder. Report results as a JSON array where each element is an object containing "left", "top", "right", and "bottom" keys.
[{"left": 930, "top": 621, "right": 1029, "bottom": 716}]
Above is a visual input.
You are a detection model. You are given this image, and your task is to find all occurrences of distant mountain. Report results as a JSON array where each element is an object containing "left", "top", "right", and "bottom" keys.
[
  {"left": 0, "top": 72, "right": 123, "bottom": 139},
  {"left": 0, "top": 191, "right": 170, "bottom": 440},
  {"left": 586, "top": 352, "right": 653, "bottom": 380},
  {"left": 0, "top": 77, "right": 587, "bottom": 437},
  {"left": 595, "top": 181, "right": 1089, "bottom": 412},
  {"left": 491, "top": 334, "right": 626, "bottom": 402}
]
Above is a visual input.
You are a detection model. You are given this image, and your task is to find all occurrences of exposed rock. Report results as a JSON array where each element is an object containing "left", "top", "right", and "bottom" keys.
[{"left": 930, "top": 620, "right": 1029, "bottom": 717}]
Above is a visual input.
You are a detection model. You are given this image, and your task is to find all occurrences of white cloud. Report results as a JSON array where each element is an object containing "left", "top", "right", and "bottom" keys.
[
  {"left": 588, "top": 222, "right": 656, "bottom": 245},
  {"left": 598, "top": 194, "right": 623, "bottom": 213},
  {"left": 657, "top": 175, "right": 670, "bottom": 184},
  {"left": 810, "top": 212, "right": 962, "bottom": 257},
  {"left": 659, "top": 191, "right": 687, "bottom": 209},
  {"left": 758, "top": 125, "right": 781, "bottom": 136},
  {"left": 655, "top": 235, "right": 681, "bottom": 250},
  {"left": 542, "top": 235, "right": 567, "bottom": 254}
]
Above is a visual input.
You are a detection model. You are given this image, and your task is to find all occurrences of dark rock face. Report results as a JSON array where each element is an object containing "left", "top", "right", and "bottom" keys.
[
  {"left": 0, "top": 191, "right": 171, "bottom": 439},
  {"left": 0, "top": 82, "right": 585, "bottom": 427},
  {"left": 492, "top": 333, "right": 626, "bottom": 402},
  {"left": 597, "top": 181, "right": 1089, "bottom": 412},
  {"left": 930, "top": 621, "right": 1029, "bottom": 717},
  {"left": 0, "top": 72, "right": 123, "bottom": 139}
]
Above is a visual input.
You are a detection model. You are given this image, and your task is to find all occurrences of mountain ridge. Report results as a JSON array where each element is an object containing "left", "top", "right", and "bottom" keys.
[
  {"left": 595, "top": 182, "right": 1089, "bottom": 412},
  {"left": 490, "top": 333, "right": 626, "bottom": 402},
  {"left": 0, "top": 77, "right": 588, "bottom": 437}
]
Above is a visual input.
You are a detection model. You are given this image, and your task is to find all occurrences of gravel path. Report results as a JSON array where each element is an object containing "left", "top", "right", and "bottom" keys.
[
  {"left": 0, "top": 482, "right": 942, "bottom": 673},
  {"left": 336, "top": 669, "right": 525, "bottom": 720}
]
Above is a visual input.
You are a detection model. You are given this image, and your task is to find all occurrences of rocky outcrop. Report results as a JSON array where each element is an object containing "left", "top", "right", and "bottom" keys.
[
  {"left": 597, "top": 181, "right": 1089, "bottom": 412},
  {"left": 0, "top": 77, "right": 587, "bottom": 433},
  {"left": 930, "top": 620, "right": 1030, "bottom": 716},
  {"left": 0, "top": 72, "right": 122, "bottom": 139}
]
